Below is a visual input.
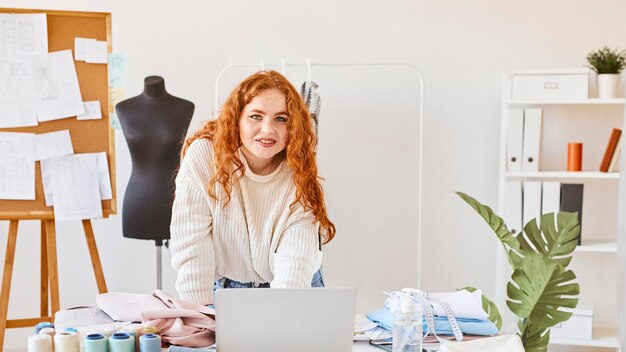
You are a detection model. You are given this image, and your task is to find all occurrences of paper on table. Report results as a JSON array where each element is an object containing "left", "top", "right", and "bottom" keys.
[
  {"left": 42, "top": 152, "right": 111, "bottom": 206},
  {"left": 0, "top": 14, "right": 48, "bottom": 128},
  {"left": 85, "top": 40, "right": 108, "bottom": 64},
  {"left": 74, "top": 37, "right": 96, "bottom": 61},
  {"left": 0, "top": 132, "right": 36, "bottom": 199},
  {"left": 49, "top": 153, "right": 102, "bottom": 221},
  {"left": 354, "top": 314, "right": 391, "bottom": 342},
  {"left": 31, "top": 129, "right": 74, "bottom": 161},
  {"left": 29, "top": 50, "right": 85, "bottom": 122},
  {"left": 77, "top": 101, "right": 102, "bottom": 120}
]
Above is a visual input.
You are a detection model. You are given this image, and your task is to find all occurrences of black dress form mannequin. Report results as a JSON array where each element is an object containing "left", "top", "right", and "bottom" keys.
[{"left": 116, "top": 76, "right": 194, "bottom": 288}]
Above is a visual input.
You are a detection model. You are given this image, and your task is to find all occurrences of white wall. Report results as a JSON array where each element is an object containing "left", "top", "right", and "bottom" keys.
[{"left": 1, "top": 0, "right": 626, "bottom": 349}]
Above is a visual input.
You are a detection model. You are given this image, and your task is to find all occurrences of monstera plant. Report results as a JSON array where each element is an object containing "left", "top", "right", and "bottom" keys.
[{"left": 456, "top": 192, "right": 580, "bottom": 352}]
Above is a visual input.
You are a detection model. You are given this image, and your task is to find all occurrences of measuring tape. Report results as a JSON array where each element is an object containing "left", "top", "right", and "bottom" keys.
[{"left": 388, "top": 289, "right": 464, "bottom": 344}]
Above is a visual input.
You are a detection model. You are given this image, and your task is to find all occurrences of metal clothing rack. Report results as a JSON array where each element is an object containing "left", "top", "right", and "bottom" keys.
[{"left": 213, "top": 59, "right": 425, "bottom": 288}]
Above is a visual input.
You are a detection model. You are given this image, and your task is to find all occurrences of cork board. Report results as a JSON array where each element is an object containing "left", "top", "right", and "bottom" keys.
[{"left": 0, "top": 8, "right": 115, "bottom": 220}]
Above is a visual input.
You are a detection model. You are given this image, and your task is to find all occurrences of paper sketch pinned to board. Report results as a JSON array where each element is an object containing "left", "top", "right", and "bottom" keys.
[
  {"left": 41, "top": 152, "right": 111, "bottom": 207},
  {"left": 0, "top": 132, "right": 36, "bottom": 200},
  {"left": 0, "top": 14, "right": 48, "bottom": 58},
  {"left": 29, "top": 50, "right": 85, "bottom": 122},
  {"left": 31, "top": 129, "right": 74, "bottom": 161},
  {"left": 0, "top": 13, "right": 48, "bottom": 128},
  {"left": 48, "top": 153, "right": 103, "bottom": 221}
]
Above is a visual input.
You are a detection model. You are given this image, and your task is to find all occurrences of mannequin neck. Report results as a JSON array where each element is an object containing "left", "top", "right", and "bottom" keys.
[{"left": 142, "top": 76, "right": 168, "bottom": 99}]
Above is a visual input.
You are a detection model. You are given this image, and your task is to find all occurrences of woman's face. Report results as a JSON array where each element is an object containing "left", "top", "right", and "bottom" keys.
[{"left": 239, "top": 88, "right": 289, "bottom": 164}]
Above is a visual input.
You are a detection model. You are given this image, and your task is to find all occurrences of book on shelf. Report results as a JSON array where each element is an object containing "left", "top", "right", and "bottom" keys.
[
  {"left": 561, "top": 183, "right": 584, "bottom": 245},
  {"left": 599, "top": 128, "right": 622, "bottom": 172},
  {"left": 608, "top": 135, "right": 622, "bottom": 172}
]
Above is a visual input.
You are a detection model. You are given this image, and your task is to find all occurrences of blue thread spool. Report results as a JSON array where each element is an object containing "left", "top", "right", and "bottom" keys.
[
  {"left": 84, "top": 334, "right": 107, "bottom": 352},
  {"left": 34, "top": 322, "right": 54, "bottom": 334},
  {"left": 109, "top": 332, "right": 134, "bottom": 352},
  {"left": 139, "top": 333, "right": 161, "bottom": 352},
  {"left": 64, "top": 327, "right": 78, "bottom": 334}
]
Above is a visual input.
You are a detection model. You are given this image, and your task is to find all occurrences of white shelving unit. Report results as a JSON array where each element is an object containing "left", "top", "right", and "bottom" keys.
[
  {"left": 551, "top": 328, "right": 621, "bottom": 348},
  {"left": 497, "top": 75, "right": 624, "bottom": 351}
]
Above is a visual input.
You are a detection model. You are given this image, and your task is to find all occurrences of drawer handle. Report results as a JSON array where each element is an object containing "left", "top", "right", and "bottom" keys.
[{"left": 544, "top": 82, "right": 559, "bottom": 89}]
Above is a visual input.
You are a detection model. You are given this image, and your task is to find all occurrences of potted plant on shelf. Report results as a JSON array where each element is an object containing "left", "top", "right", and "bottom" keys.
[
  {"left": 586, "top": 46, "right": 626, "bottom": 99},
  {"left": 456, "top": 192, "right": 580, "bottom": 352}
]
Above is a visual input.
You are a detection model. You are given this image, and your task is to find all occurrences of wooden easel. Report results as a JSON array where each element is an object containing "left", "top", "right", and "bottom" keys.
[
  {"left": 0, "top": 8, "right": 115, "bottom": 349},
  {"left": 0, "top": 218, "right": 108, "bottom": 348}
]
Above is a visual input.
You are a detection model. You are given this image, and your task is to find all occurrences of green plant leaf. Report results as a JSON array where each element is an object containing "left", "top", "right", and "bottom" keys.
[
  {"left": 587, "top": 46, "right": 626, "bottom": 74},
  {"left": 518, "top": 212, "right": 579, "bottom": 267},
  {"left": 519, "top": 319, "right": 550, "bottom": 352},
  {"left": 458, "top": 286, "right": 503, "bottom": 331},
  {"left": 506, "top": 253, "right": 579, "bottom": 328},
  {"left": 455, "top": 192, "right": 524, "bottom": 267}
]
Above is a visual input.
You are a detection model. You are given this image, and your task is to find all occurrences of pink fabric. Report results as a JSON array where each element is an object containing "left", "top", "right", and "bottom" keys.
[{"left": 96, "top": 290, "right": 215, "bottom": 347}]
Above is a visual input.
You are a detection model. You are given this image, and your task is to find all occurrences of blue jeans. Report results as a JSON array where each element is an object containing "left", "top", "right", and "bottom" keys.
[{"left": 214, "top": 269, "right": 325, "bottom": 291}]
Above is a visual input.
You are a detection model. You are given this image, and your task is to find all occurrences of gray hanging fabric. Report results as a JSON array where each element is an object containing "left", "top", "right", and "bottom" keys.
[{"left": 300, "top": 81, "right": 321, "bottom": 138}]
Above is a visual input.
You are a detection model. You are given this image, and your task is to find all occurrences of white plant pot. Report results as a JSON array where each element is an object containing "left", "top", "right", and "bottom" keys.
[{"left": 597, "top": 74, "right": 621, "bottom": 99}]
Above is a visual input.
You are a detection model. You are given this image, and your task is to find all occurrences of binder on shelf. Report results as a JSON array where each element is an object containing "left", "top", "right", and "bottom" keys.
[
  {"left": 523, "top": 181, "right": 542, "bottom": 230},
  {"left": 506, "top": 108, "right": 524, "bottom": 172},
  {"left": 504, "top": 181, "right": 523, "bottom": 236},
  {"left": 599, "top": 128, "right": 621, "bottom": 172},
  {"left": 608, "top": 134, "right": 622, "bottom": 172},
  {"left": 522, "top": 108, "right": 542, "bottom": 172},
  {"left": 542, "top": 182, "right": 561, "bottom": 215},
  {"left": 561, "top": 183, "right": 584, "bottom": 245}
]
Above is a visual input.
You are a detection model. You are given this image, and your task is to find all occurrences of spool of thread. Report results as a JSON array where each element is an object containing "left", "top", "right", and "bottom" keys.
[
  {"left": 125, "top": 324, "right": 143, "bottom": 351},
  {"left": 568, "top": 142, "right": 583, "bottom": 171},
  {"left": 118, "top": 328, "right": 135, "bottom": 338},
  {"left": 103, "top": 325, "right": 119, "bottom": 338},
  {"left": 34, "top": 322, "right": 55, "bottom": 334},
  {"left": 139, "top": 334, "right": 161, "bottom": 352},
  {"left": 83, "top": 333, "right": 107, "bottom": 352},
  {"left": 54, "top": 332, "right": 80, "bottom": 352},
  {"left": 64, "top": 327, "right": 78, "bottom": 334},
  {"left": 141, "top": 326, "right": 158, "bottom": 334},
  {"left": 39, "top": 327, "right": 56, "bottom": 337},
  {"left": 109, "top": 332, "right": 134, "bottom": 352},
  {"left": 28, "top": 334, "right": 52, "bottom": 352}
]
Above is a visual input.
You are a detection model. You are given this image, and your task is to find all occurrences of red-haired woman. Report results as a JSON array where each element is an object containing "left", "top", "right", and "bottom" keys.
[{"left": 170, "top": 71, "right": 336, "bottom": 305}]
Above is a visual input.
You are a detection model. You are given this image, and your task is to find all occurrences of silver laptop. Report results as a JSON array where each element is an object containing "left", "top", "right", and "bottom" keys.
[{"left": 215, "top": 287, "right": 356, "bottom": 352}]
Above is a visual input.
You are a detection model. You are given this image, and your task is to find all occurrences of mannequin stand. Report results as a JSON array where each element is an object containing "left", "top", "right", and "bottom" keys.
[{"left": 155, "top": 239, "right": 163, "bottom": 289}]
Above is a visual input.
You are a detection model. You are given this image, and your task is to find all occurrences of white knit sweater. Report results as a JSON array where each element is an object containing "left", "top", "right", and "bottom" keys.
[{"left": 170, "top": 139, "right": 323, "bottom": 305}]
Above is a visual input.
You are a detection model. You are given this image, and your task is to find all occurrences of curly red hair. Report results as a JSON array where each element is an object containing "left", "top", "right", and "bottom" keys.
[{"left": 181, "top": 70, "right": 336, "bottom": 243}]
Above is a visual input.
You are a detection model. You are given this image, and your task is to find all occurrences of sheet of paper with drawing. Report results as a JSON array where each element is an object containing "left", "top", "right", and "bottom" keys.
[
  {"left": 77, "top": 101, "right": 102, "bottom": 120},
  {"left": 29, "top": 50, "right": 85, "bottom": 122},
  {"left": 74, "top": 37, "right": 107, "bottom": 64},
  {"left": 31, "top": 129, "right": 74, "bottom": 161},
  {"left": 0, "top": 132, "right": 36, "bottom": 199},
  {"left": 0, "top": 13, "right": 48, "bottom": 128},
  {"left": 42, "top": 152, "right": 111, "bottom": 206},
  {"left": 49, "top": 154, "right": 102, "bottom": 221}
]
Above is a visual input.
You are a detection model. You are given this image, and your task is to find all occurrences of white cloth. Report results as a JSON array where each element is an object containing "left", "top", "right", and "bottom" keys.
[
  {"left": 388, "top": 289, "right": 489, "bottom": 321},
  {"left": 429, "top": 289, "right": 489, "bottom": 320},
  {"left": 170, "top": 139, "right": 322, "bottom": 305},
  {"left": 440, "top": 335, "right": 524, "bottom": 352}
]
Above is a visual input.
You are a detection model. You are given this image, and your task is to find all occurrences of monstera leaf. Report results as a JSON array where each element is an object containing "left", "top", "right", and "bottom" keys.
[
  {"left": 456, "top": 192, "right": 523, "bottom": 267},
  {"left": 459, "top": 286, "right": 503, "bottom": 331},
  {"left": 457, "top": 192, "right": 580, "bottom": 351},
  {"left": 518, "top": 212, "right": 580, "bottom": 267},
  {"left": 507, "top": 253, "right": 579, "bottom": 327},
  {"left": 519, "top": 319, "right": 551, "bottom": 352}
]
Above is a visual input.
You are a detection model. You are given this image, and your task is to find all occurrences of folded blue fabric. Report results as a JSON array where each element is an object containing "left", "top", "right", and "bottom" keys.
[{"left": 366, "top": 308, "right": 498, "bottom": 336}]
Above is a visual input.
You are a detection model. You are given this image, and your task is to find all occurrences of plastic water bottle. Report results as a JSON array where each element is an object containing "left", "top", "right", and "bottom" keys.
[{"left": 392, "top": 293, "right": 423, "bottom": 352}]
